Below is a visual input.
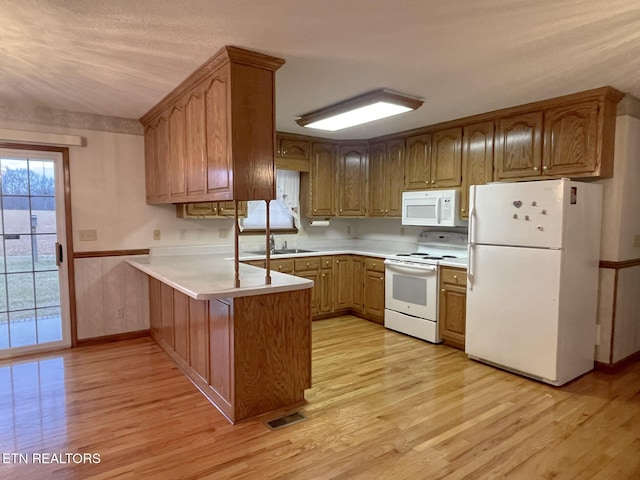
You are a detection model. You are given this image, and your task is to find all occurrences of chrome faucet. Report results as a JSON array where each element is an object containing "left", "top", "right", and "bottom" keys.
[{"left": 270, "top": 234, "right": 275, "bottom": 253}]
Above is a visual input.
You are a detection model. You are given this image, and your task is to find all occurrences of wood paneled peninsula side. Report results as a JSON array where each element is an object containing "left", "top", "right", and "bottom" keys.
[{"left": 127, "top": 251, "right": 313, "bottom": 424}]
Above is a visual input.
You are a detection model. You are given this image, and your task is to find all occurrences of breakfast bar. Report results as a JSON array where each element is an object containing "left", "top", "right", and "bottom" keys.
[{"left": 128, "top": 251, "right": 313, "bottom": 423}]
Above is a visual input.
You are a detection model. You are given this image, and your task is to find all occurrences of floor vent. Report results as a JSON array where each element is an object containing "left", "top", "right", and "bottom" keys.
[{"left": 265, "top": 412, "right": 307, "bottom": 430}]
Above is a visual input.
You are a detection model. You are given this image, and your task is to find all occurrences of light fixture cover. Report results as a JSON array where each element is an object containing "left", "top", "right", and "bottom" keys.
[{"left": 296, "top": 89, "right": 423, "bottom": 131}]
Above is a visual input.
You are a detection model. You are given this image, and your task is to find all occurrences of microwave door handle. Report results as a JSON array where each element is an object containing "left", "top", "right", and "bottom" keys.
[{"left": 436, "top": 198, "right": 442, "bottom": 224}]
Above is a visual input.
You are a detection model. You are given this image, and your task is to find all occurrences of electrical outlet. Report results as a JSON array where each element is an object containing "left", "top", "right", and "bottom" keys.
[
  {"left": 153, "top": 229, "right": 161, "bottom": 240},
  {"left": 219, "top": 228, "right": 229, "bottom": 239},
  {"left": 347, "top": 225, "right": 352, "bottom": 235},
  {"left": 634, "top": 235, "right": 640, "bottom": 248},
  {"left": 400, "top": 227, "right": 405, "bottom": 237},
  {"left": 79, "top": 229, "right": 97, "bottom": 241},
  {"left": 115, "top": 307, "right": 124, "bottom": 318}
]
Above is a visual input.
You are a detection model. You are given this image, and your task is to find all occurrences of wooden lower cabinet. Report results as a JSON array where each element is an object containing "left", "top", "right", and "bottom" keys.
[
  {"left": 147, "top": 277, "right": 312, "bottom": 423},
  {"left": 363, "top": 257, "right": 385, "bottom": 324},
  {"left": 241, "top": 254, "right": 383, "bottom": 323},
  {"left": 438, "top": 267, "right": 467, "bottom": 350}
]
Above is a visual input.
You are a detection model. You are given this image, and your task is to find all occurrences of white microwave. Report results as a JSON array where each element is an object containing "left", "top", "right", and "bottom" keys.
[{"left": 401, "top": 189, "right": 466, "bottom": 227}]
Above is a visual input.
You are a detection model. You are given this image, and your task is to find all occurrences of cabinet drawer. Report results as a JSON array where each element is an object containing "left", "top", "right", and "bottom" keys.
[
  {"left": 294, "top": 257, "right": 321, "bottom": 272},
  {"left": 440, "top": 268, "right": 467, "bottom": 286},
  {"left": 365, "top": 257, "right": 385, "bottom": 273},
  {"left": 321, "top": 256, "right": 333, "bottom": 270},
  {"left": 271, "top": 259, "right": 294, "bottom": 274}
]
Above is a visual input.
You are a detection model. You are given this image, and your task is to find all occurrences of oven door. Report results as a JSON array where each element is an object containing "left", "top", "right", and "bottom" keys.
[{"left": 384, "top": 259, "right": 437, "bottom": 320}]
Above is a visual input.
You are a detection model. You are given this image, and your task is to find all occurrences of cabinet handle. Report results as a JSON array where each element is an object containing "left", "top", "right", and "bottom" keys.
[
  {"left": 339, "top": 209, "right": 343, "bottom": 213},
  {"left": 453, "top": 275, "right": 458, "bottom": 280},
  {"left": 322, "top": 273, "right": 326, "bottom": 277},
  {"left": 542, "top": 165, "right": 548, "bottom": 171},
  {"left": 278, "top": 266, "right": 283, "bottom": 271},
  {"left": 461, "top": 208, "right": 466, "bottom": 213},
  {"left": 533, "top": 166, "right": 539, "bottom": 171},
  {"left": 313, "top": 208, "right": 317, "bottom": 213},
  {"left": 431, "top": 180, "right": 435, "bottom": 184},
  {"left": 306, "top": 262, "right": 310, "bottom": 267},
  {"left": 442, "top": 289, "right": 446, "bottom": 293}
]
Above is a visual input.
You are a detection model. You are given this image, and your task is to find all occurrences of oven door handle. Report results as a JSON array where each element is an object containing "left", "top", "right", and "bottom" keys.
[{"left": 384, "top": 261, "right": 437, "bottom": 274}]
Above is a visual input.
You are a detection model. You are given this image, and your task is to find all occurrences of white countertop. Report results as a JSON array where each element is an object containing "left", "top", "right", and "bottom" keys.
[
  {"left": 238, "top": 239, "right": 469, "bottom": 269},
  {"left": 127, "top": 240, "right": 468, "bottom": 301},
  {"left": 127, "top": 250, "right": 313, "bottom": 301}
]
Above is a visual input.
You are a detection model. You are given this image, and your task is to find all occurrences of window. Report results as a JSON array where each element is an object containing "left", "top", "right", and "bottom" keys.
[{"left": 241, "top": 170, "right": 299, "bottom": 233}]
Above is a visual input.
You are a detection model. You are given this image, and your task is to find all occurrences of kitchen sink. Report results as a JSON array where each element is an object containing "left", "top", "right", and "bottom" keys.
[{"left": 246, "top": 248, "right": 316, "bottom": 255}]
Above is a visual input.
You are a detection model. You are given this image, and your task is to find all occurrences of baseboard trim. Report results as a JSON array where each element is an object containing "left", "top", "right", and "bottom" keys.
[
  {"left": 76, "top": 329, "right": 150, "bottom": 347},
  {"left": 594, "top": 350, "right": 640, "bottom": 374}
]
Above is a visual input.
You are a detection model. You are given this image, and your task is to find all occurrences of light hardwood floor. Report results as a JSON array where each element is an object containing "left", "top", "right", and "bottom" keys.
[{"left": 1, "top": 315, "right": 639, "bottom": 479}]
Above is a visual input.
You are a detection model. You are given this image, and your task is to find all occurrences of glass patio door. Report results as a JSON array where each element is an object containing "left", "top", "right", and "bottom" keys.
[{"left": 0, "top": 148, "right": 71, "bottom": 357}]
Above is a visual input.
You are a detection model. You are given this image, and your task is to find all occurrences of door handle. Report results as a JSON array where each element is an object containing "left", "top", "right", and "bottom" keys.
[{"left": 55, "top": 242, "right": 63, "bottom": 266}]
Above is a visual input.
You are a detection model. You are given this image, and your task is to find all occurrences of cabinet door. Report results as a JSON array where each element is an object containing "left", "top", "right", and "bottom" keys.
[
  {"left": 337, "top": 144, "right": 368, "bottom": 216},
  {"left": 209, "top": 299, "right": 232, "bottom": 405},
  {"left": 297, "top": 271, "right": 320, "bottom": 316},
  {"left": 185, "top": 87, "right": 207, "bottom": 197},
  {"left": 439, "top": 284, "right": 467, "bottom": 350},
  {"left": 386, "top": 139, "right": 405, "bottom": 216},
  {"left": 155, "top": 115, "right": 171, "bottom": 202},
  {"left": 364, "top": 270, "right": 385, "bottom": 324},
  {"left": 431, "top": 127, "right": 462, "bottom": 188},
  {"left": 334, "top": 256, "right": 352, "bottom": 311},
  {"left": 160, "top": 282, "right": 174, "bottom": 348},
  {"left": 148, "top": 277, "right": 162, "bottom": 336},
  {"left": 309, "top": 143, "right": 337, "bottom": 216},
  {"left": 189, "top": 298, "right": 209, "bottom": 384},
  {"left": 319, "top": 269, "right": 333, "bottom": 314},
  {"left": 368, "top": 142, "right": 387, "bottom": 217},
  {"left": 279, "top": 136, "right": 310, "bottom": 161},
  {"left": 461, "top": 122, "right": 494, "bottom": 218},
  {"left": 204, "top": 73, "right": 232, "bottom": 198},
  {"left": 144, "top": 124, "right": 158, "bottom": 203},
  {"left": 494, "top": 112, "right": 543, "bottom": 180},
  {"left": 543, "top": 101, "right": 599, "bottom": 177},
  {"left": 405, "top": 133, "right": 431, "bottom": 190},
  {"left": 169, "top": 105, "right": 187, "bottom": 200},
  {"left": 351, "top": 256, "right": 365, "bottom": 312},
  {"left": 173, "top": 289, "right": 189, "bottom": 363}
]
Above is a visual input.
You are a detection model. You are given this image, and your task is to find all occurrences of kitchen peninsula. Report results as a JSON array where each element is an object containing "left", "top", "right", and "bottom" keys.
[{"left": 128, "top": 250, "right": 313, "bottom": 423}]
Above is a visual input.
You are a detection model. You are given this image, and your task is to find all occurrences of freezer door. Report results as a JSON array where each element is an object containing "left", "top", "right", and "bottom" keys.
[
  {"left": 465, "top": 244, "right": 561, "bottom": 382},
  {"left": 470, "top": 180, "right": 567, "bottom": 248}
]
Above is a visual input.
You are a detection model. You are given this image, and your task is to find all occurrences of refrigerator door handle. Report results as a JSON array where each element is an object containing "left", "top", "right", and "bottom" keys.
[{"left": 467, "top": 186, "right": 476, "bottom": 290}]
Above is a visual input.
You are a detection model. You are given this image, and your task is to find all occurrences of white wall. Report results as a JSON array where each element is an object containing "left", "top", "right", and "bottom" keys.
[{"left": 598, "top": 114, "right": 640, "bottom": 262}]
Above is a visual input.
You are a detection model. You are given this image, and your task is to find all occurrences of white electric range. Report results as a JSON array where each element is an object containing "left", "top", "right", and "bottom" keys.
[{"left": 384, "top": 231, "right": 468, "bottom": 343}]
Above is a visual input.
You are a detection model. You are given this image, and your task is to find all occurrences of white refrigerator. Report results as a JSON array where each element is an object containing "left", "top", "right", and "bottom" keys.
[{"left": 465, "top": 178, "right": 602, "bottom": 386}]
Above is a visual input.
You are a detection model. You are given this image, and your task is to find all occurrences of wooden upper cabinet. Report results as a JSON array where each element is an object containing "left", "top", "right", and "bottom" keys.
[
  {"left": 169, "top": 105, "right": 187, "bottom": 200},
  {"left": 155, "top": 115, "right": 171, "bottom": 202},
  {"left": 144, "top": 123, "right": 158, "bottom": 202},
  {"left": 543, "top": 101, "right": 598, "bottom": 177},
  {"left": 204, "top": 74, "right": 231, "bottom": 198},
  {"left": 386, "top": 139, "right": 405, "bottom": 216},
  {"left": 461, "top": 121, "right": 494, "bottom": 218},
  {"left": 302, "top": 142, "right": 336, "bottom": 217},
  {"left": 431, "top": 127, "right": 462, "bottom": 188},
  {"left": 368, "top": 142, "right": 386, "bottom": 217},
  {"left": 184, "top": 87, "right": 207, "bottom": 197},
  {"left": 336, "top": 144, "right": 368, "bottom": 216},
  {"left": 405, "top": 133, "right": 431, "bottom": 190},
  {"left": 276, "top": 133, "right": 311, "bottom": 172},
  {"left": 494, "top": 112, "right": 543, "bottom": 180},
  {"left": 140, "top": 46, "right": 285, "bottom": 205}
]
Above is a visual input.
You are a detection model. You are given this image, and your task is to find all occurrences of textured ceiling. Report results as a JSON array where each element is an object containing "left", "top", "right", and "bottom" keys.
[{"left": 2, "top": 0, "right": 639, "bottom": 139}]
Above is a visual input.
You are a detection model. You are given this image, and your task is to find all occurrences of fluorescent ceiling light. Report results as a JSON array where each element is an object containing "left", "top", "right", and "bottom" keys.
[{"left": 296, "top": 89, "right": 423, "bottom": 131}]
